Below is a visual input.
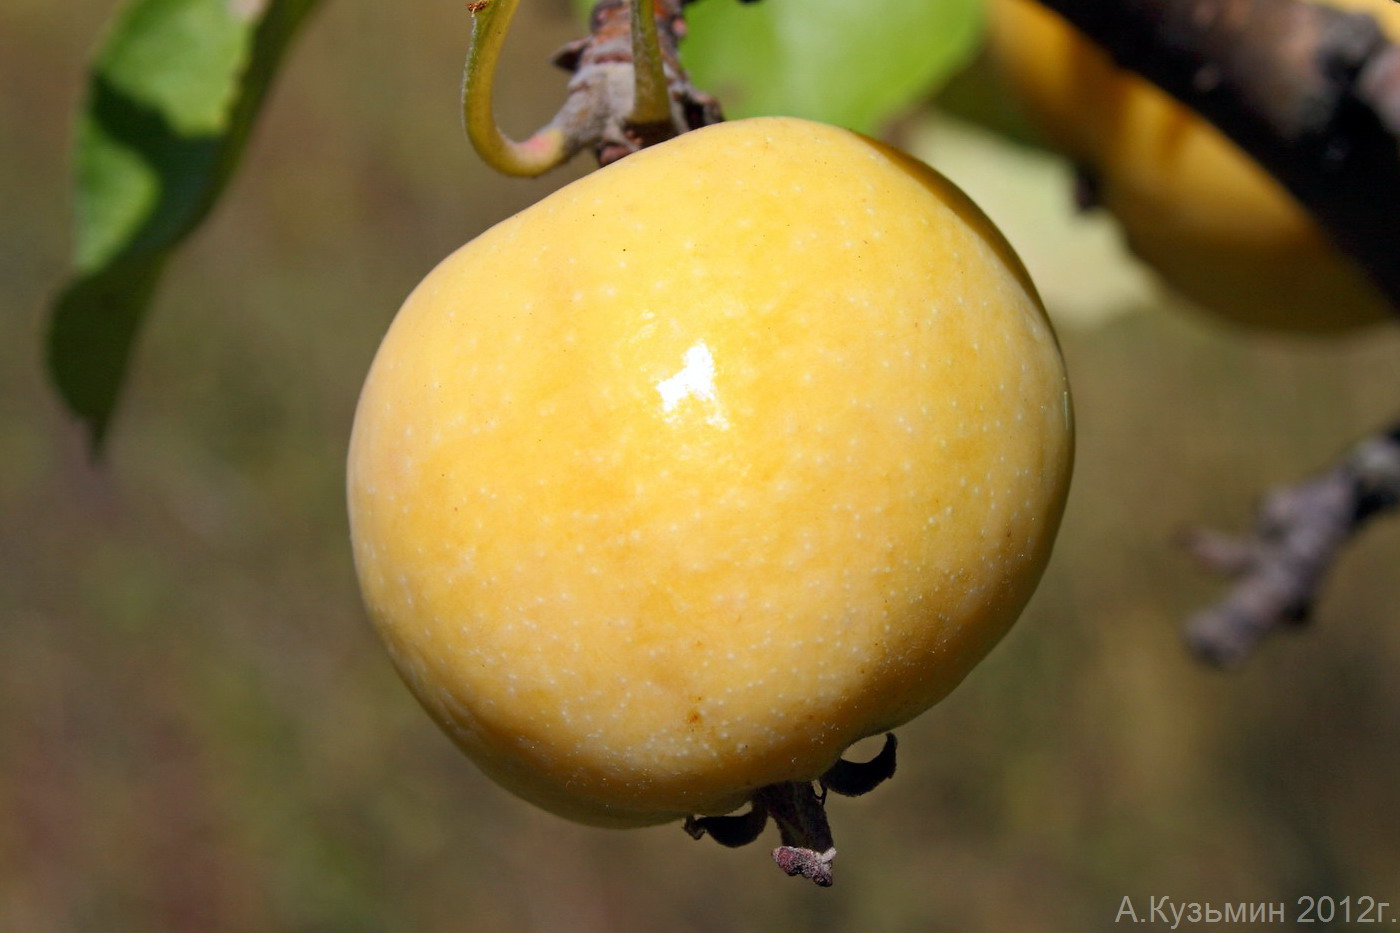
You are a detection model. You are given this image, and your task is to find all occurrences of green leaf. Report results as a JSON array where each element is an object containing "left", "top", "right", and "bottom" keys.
[
  {"left": 573, "top": 0, "right": 983, "bottom": 134},
  {"left": 934, "top": 45, "right": 1050, "bottom": 152},
  {"left": 49, "top": 0, "right": 324, "bottom": 451}
]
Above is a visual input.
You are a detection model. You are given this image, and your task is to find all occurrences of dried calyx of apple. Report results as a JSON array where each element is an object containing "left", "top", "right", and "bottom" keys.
[{"left": 683, "top": 734, "right": 899, "bottom": 886}]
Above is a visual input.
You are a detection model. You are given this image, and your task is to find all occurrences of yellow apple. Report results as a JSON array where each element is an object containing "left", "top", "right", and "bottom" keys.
[
  {"left": 347, "top": 117, "right": 1073, "bottom": 831},
  {"left": 987, "top": 0, "right": 1397, "bottom": 332}
]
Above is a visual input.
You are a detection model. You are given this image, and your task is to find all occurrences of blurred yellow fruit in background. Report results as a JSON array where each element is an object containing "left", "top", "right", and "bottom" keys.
[
  {"left": 347, "top": 117, "right": 1073, "bottom": 828},
  {"left": 987, "top": 0, "right": 1397, "bottom": 332}
]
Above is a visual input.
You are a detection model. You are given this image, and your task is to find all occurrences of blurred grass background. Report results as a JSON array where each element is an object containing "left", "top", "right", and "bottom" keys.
[{"left": 4, "top": 0, "right": 1400, "bottom": 929}]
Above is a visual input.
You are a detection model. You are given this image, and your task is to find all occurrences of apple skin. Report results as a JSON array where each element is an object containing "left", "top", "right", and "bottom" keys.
[
  {"left": 347, "top": 117, "right": 1073, "bottom": 827},
  {"left": 987, "top": 0, "right": 1397, "bottom": 333}
]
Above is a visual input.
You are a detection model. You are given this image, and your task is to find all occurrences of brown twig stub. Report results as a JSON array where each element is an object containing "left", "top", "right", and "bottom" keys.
[
  {"left": 1183, "top": 428, "right": 1400, "bottom": 665},
  {"left": 547, "top": 0, "right": 722, "bottom": 167},
  {"left": 1037, "top": 0, "right": 1400, "bottom": 311}
]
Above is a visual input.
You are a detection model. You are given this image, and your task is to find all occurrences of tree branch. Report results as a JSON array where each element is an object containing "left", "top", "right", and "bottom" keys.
[
  {"left": 1028, "top": 0, "right": 1400, "bottom": 663},
  {"left": 1182, "top": 426, "right": 1400, "bottom": 665},
  {"left": 1036, "top": 0, "right": 1400, "bottom": 310}
]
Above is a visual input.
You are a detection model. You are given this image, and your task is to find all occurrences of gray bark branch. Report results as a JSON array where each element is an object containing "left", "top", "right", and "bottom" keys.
[
  {"left": 1183, "top": 428, "right": 1400, "bottom": 664},
  {"left": 1028, "top": 0, "right": 1400, "bottom": 662}
]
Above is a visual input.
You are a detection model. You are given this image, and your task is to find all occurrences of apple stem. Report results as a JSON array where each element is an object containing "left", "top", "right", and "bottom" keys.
[
  {"left": 628, "top": 0, "right": 673, "bottom": 127},
  {"left": 462, "top": 0, "right": 573, "bottom": 177},
  {"left": 461, "top": 0, "right": 723, "bottom": 177}
]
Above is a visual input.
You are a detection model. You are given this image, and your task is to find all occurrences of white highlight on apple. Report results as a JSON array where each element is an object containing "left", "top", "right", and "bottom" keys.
[{"left": 656, "top": 341, "right": 728, "bottom": 428}]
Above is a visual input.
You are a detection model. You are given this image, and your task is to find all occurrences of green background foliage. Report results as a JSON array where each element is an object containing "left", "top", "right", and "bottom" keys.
[
  {"left": 53, "top": 0, "right": 982, "bottom": 449},
  {"left": 571, "top": 0, "right": 983, "bottom": 132},
  {"left": 49, "top": 0, "right": 321, "bottom": 449},
  {"left": 8, "top": 0, "right": 1400, "bottom": 929}
]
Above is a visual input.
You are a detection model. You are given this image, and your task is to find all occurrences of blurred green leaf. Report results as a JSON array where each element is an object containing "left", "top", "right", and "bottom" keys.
[
  {"left": 934, "top": 46, "right": 1050, "bottom": 152},
  {"left": 573, "top": 0, "right": 983, "bottom": 133},
  {"left": 48, "top": 0, "right": 323, "bottom": 452}
]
